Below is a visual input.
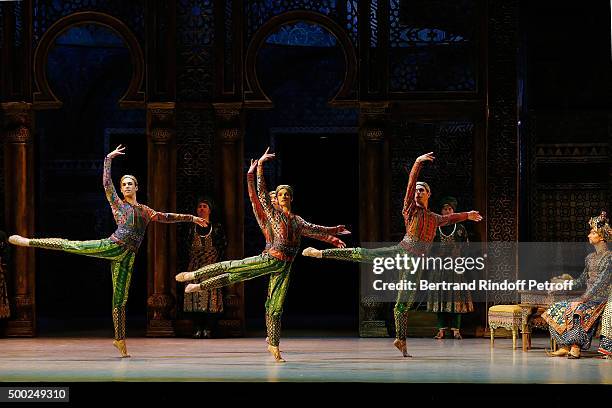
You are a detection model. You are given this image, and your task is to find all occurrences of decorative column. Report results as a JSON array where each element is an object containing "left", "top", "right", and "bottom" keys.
[
  {"left": 146, "top": 102, "right": 177, "bottom": 337},
  {"left": 2, "top": 102, "right": 36, "bottom": 337},
  {"left": 358, "top": 102, "right": 390, "bottom": 337},
  {"left": 213, "top": 102, "right": 245, "bottom": 337},
  {"left": 486, "top": 0, "right": 519, "bottom": 307}
]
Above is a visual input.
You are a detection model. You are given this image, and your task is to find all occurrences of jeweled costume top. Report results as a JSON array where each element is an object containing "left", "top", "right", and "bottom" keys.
[
  {"left": 103, "top": 157, "right": 194, "bottom": 252},
  {"left": 255, "top": 165, "right": 343, "bottom": 262},
  {"left": 400, "top": 160, "right": 469, "bottom": 254}
]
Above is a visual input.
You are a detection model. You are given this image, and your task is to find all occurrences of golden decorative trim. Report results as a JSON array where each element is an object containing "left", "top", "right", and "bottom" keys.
[
  {"left": 364, "top": 128, "right": 384, "bottom": 142},
  {"left": 213, "top": 102, "right": 243, "bottom": 121},
  {"left": 221, "top": 128, "right": 240, "bottom": 142},
  {"left": 5, "top": 127, "right": 32, "bottom": 143},
  {"left": 150, "top": 128, "right": 174, "bottom": 144}
]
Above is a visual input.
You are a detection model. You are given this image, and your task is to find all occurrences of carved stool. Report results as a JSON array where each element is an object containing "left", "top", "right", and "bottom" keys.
[{"left": 489, "top": 305, "right": 522, "bottom": 350}]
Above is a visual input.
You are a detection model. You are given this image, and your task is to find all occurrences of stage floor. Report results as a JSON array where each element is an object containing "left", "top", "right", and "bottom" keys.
[{"left": 0, "top": 336, "right": 610, "bottom": 383}]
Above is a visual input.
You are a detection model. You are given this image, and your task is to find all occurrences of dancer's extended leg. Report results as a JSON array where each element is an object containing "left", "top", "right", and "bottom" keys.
[
  {"left": 20, "top": 237, "right": 135, "bottom": 357},
  {"left": 184, "top": 255, "right": 289, "bottom": 292},
  {"left": 304, "top": 245, "right": 405, "bottom": 263},
  {"left": 28, "top": 237, "right": 129, "bottom": 260},
  {"left": 177, "top": 255, "right": 271, "bottom": 282}
]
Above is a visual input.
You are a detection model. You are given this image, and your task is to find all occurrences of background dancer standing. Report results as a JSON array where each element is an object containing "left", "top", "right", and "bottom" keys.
[
  {"left": 430, "top": 196, "right": 474, "bottom": 340},
  {"left": 182, "top": 197, "right": 227, "bottom": 339}
]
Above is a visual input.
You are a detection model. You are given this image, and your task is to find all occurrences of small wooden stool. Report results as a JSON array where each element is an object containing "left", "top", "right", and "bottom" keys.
[{"left": 489, "top": 304, "right": 522, "bottom": 350}]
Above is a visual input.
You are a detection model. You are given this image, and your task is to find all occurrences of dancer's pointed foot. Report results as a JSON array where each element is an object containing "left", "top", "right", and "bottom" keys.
[
  {"left": 185, "top": 283, "right": 201, "bottom": 293},
  {"left": 434, "top": 329, "right": 445, "bottom": 339},
  {"left": 393, "top": 339, "right": 412, "bottom": 357},
  {"left": 267, "top": 345, "right": 285, "bottom": 362},
  {"left": 265, "top": 337, "right": 283, "bottom": 352},
  {"left": 175, "top": 272, "right": 195, "bottom": 282},
  {"left": 452, "top": 329, "right": 462, "bottom": 340},
  {"left": 8, "top": 235, "right": 30, "bottom": 247},
  {"left": 113, "top": 339, "right": 131, "bottom": 358},
  {"left": 302, "top": 247, "right": 322, "bottom": 258},
  {"left": 545, "top": 346, "right": 569, "bottom": 357}
]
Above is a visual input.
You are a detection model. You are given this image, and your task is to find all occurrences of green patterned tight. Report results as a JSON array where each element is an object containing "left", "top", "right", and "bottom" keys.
[
  {"left": 29, "top": 238, "right": 135, "bottom": 340},
  {"left": 191, "top": 254, "right": 292, "bottom": 347},
  {"left": 322, "top": 245, "right": 417, "bottom": 341}
]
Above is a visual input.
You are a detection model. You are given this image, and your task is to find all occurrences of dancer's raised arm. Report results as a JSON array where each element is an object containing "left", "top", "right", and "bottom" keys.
[
  {"left": 403, "top": 152, "right": 434, "bottom": 216},
  {"left": 248, "top": 159, "right": 268, "bottom": 231},
  {"left": 256, "top": 147, "right": 276, "bottom": 217},
  {"left": 103, "top": 145, "right": 125, "bottom": 216}
]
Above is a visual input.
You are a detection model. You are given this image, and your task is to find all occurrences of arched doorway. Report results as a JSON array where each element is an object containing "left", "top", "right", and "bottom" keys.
[{"left": 243, "top": 18, "right": 359, "bottom": 333}]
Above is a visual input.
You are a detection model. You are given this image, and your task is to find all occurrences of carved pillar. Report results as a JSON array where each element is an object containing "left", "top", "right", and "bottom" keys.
[
  {"left": 2, "top": 102, "right": 36, "bottom": 337},
  {"left": 146, "top": 102, "right": 177, "bottom": 337},
  {"left": 213, "top": 102, "right": 245, "bottom": 337},
  {"left": 358, "top": 102, "right": 390, "bottom": 337},
  {"left": 487, "top": 0, "right": 519, "bottom": 307}
]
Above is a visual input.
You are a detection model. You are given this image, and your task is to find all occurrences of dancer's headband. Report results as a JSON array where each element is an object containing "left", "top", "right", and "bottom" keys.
[
  {"left": 120, "top": 175, "right": 138, "bottom": 187},
  {"left": 416, "top": 181, "right": 430, "bottom": 194}
]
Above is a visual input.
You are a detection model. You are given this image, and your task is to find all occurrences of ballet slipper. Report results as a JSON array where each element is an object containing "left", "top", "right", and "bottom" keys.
[
  {"left": 267, "top": 345, "right": 285, "bottom": 362},
  {"left": 175, "top": 272, "right": 195, "bottom": 282},
  {"left": 8, "top": 235, "right": 30, "bottom": 247},
  {"left": 113, "top": 339, "right": 131, "bottom": 358},
  {"left": 265, "top": 337, "right": 283, "bottom": 352},
  {"left": 393, "top": 339, "right": 412, "bottom": 357},
  {"left": 185, "top": 283, "right": 201, "bottom": 293},
  {"left": 301, "top": 247, "right": 322, "bottom": 258}
]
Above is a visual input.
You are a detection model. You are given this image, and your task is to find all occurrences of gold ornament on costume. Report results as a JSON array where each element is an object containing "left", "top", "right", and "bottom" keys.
[{"left": 589, "top": 210, "right": 612, "bottom": 241}]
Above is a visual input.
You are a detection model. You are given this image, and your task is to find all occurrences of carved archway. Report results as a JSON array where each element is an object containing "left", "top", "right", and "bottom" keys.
[
  {"left": 33, "top": 11, "right": 145, "bottom": 109},
  {"left": 244, "top": 11, "right": 358, "bottom": 108}
]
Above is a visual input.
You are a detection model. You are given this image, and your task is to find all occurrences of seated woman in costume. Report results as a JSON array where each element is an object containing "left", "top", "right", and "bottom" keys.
[{"left": 542, "top": 211, "right": 611, "bottom": 359}]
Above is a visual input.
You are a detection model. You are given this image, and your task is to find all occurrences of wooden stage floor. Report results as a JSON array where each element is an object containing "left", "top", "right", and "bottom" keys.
[{"left": 0, "top": 336, "right": 610, "bottom": 383}]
